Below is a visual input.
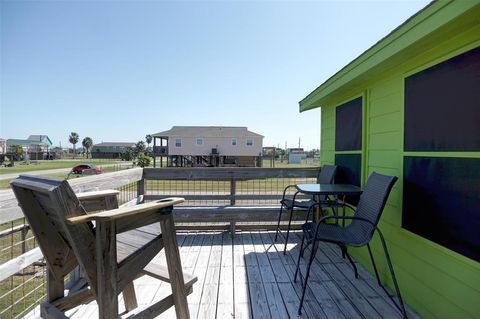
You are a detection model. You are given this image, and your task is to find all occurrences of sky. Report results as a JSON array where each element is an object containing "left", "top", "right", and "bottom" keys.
[{"left": 0, "top": 0, "right": 430, "bottom": 150}]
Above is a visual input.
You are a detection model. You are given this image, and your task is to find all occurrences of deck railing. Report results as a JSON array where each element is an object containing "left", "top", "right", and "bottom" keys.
[{"left": 0, "top": 166, "right": 318, "bottom": 317}]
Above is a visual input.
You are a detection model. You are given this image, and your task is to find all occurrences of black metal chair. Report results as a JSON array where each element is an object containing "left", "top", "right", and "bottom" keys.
[
  {"left": 294, "top": 172, "right": 407, "bottom": 318},
  {"left": 275, "top": 165, "right": 339, "bottom": 254}
]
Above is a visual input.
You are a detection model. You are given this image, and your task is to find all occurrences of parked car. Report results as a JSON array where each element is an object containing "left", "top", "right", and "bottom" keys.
[{"left": 71, "top": 164, "right": 103, "bottom": 174}]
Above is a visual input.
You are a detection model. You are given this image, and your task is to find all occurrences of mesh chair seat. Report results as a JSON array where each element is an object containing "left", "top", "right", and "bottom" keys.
[
  {"left": 280, "top": 198, "right": 316, "bottom": 210},
  {"left": 281, "top": 198, "right": 345, "bottom": 210},
  {"left": 302, "top": 221, "right": 366, "bottom": 247}
]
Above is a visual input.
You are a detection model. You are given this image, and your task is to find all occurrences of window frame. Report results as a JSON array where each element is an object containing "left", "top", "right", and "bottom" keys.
[{"left": 174, "top": 138, "right": 182, "bottom": 148}]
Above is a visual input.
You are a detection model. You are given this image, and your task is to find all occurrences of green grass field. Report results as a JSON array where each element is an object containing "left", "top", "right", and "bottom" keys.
[{"left": 0, "top": 159, "right": 123, "bottom": 175}]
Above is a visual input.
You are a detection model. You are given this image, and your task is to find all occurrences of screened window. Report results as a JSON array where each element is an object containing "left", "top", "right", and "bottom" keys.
[
  {"left": 335, "top": 97, "right": 362, "bottom": 151},
  {"left": 231, "top": 138, "right": 237, "bottom": 146},
  {"left": 402, "top": 46, "right": 480, "bottom": 262},
  {"left": 403, "top": 156, "right": 480, "bottom": 261},
  {"left": 196, "top": 138, "right": 203, "bottom": 146},
  {"left": 404, "top": 46, "right": 480, "bottom": 151},
  {"left": 334, "top": 96, "right": 363, "bottom": 204},
  {"left": 246, "top": 139, "right": 253, "bottom": 146}
]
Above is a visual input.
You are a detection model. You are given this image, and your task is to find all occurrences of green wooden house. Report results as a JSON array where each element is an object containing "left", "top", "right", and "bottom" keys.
[{"left": 299, "top": 2, "right": 479, "bottom": 319}]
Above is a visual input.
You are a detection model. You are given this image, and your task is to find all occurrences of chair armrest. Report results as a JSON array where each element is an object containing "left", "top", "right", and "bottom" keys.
[
  {"left": 317, "top": 215, "right": 371, "bottom": 225},
  {"left": 66, "top": 197, "right": 185, "bottom": 224},
  {"left": 76, "top": 189, "right": 120, "bottom": 201},
  {"left": 281, "top": 184, "right": 299, "bottom": 200}
]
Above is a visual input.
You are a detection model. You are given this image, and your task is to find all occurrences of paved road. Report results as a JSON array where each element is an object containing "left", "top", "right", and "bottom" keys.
[{"left": 0, "top": 163, "right": 131, "bottom": 180}]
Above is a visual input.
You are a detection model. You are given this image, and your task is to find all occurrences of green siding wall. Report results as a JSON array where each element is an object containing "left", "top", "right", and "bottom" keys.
[{"left": 319, "top": 27, "right": 480, "bottom": 319}]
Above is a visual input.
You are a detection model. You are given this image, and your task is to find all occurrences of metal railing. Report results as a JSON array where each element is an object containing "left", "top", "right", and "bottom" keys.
[{"left": 141, "top": 167, "right": 318, "bottom": 206}]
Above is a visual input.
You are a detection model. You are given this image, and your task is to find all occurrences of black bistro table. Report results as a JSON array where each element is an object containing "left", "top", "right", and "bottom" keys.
[
  {"left": 281, "top": 183, "right": 363, "bottom": 253},
  {"left": 295, "top": 183, "right": 363, "bottom": 220},
  {"left": 295, "top": 183, "right": 362, "bottom": 197}
]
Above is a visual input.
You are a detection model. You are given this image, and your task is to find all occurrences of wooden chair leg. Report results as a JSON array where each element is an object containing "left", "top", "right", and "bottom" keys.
[
  {"left": 161, "top": 215, "right": 190, "bottom": 319},
  {"left": 123, "top": 282, "right": 138, "bottom": 312},
  {"left": 96, "top": 220, "right": 118, "bottom": 319},
  {"left": 47, "top": 267, "right": 65, "bottom": 302}
]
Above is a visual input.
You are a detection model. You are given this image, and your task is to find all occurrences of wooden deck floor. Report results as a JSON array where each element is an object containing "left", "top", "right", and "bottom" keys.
[{"left": 26, "top": 231, "right": 420, "bottom": 319}]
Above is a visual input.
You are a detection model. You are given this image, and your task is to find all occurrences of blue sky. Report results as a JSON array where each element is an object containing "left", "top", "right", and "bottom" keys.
[{"left": 1, "top": 0, "right": 429, "bottom": 150}]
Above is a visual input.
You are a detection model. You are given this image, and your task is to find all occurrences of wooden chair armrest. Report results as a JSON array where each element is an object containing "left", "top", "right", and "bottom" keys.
[
  {"left": 66, "top": 198, "right": 185, "bottom": 224},
  {"left": 76, "top": 189, "right": 120, "bottom": 200}
]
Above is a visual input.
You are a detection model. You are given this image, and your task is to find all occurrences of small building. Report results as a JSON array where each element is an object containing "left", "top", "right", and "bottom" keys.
[
  {"left": 299, "top": 2, "right": 479, "bottom": 318},
  {"left": 152, "top": 126, "right": 264, "bottom": 167},
  {"left": 6, "top": 135, "right": 53, "bottom": 160},
  {"left": 262, "top": 147, "right": 276, "bottom": 157},
  {"left": 287, "top": 148, "right": 306, "bottom": 164},
  {"left": 91, "top": 142, "right": 136, "bottom": 159}
]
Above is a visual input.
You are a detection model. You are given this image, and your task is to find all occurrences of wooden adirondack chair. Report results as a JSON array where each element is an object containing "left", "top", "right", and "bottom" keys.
[{"left": 11, "top": 175, "right": 197, "bottom": 319}]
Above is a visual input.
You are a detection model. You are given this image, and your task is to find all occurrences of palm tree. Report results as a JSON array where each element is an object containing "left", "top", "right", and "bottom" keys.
[
  {"left": 82, "top": 137, "right": 93, "bottom": 158},
  {"left": 145, "top": 135, "right": 153, "bottom": 156},
  {"left": 145, "top": 134, "right": 152, "bottom": 148},
  {"left": 69, "top": 132, "right": 79, "bottom": 158}
]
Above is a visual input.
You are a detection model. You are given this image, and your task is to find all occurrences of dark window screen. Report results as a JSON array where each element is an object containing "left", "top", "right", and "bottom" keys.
[
  {"left": 403, "top": 156, "right": 480, "bottom": 261},
  {"left": 335, "top": 97, "right": 362, "bottom": 151},
  {"left": 404, "top": 46, "right": 480, "bottom": 151},
  {"left": 335, "top": 153, "right": 362, "bottom": 205}
]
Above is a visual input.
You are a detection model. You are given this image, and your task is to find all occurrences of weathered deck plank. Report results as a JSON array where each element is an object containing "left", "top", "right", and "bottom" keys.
[{"left": 26, "top": 230, "right": 420, "bottom": 319}]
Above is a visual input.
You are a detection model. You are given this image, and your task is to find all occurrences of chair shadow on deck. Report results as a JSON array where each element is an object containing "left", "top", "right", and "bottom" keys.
[{"left": 152, "top": 230, "right": 419, "bottom": 319}]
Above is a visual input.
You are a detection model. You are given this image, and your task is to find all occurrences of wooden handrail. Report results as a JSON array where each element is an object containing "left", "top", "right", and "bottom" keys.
[{"left": 0, "top": 168, "right": 143, "bottom": 225}]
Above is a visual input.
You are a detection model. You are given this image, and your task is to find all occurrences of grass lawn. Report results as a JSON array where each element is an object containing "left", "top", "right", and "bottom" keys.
[{"left": 0, "top": 159, "right": 124, "bottom": 175}]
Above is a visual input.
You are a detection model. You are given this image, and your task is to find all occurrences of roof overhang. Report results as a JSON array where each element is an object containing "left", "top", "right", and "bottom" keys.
[{"left": 299, "top": 1, "right": 480, "bottom": 112}]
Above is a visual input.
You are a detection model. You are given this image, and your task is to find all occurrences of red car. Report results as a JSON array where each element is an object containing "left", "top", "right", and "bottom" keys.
[{"left": 71, "top": 164, "right": 103, "bottom": 174}]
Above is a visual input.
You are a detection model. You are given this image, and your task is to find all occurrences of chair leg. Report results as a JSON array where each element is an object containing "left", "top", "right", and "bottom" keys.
[
  {"left": 341, "top": 246, "right": 358, "bottom": 279},
  {"left": 274, "top": 205, "right": 284, "bottom": 241},
  {"left": 298, "top": 240, "right": 318, "bottom": 315},
  {"left": 161, "top": 215, "right": 190, "bottom": 319},
  {"left": 378, "top": 230, "right": 408, "bottom": 319},
  {"left": 122, "top": 282, "right": 138, "bottom": 312},
  {"left": 283, "top": 206, "right": 295, "bottom": 255},
  {"left": 294, "top": 234, "right": 306, "bottom": 282},
  {"left": 367, "top": 243, "right": 382, "bottom": 285}
]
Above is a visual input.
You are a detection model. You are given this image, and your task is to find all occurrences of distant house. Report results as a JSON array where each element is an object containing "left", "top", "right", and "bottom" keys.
[
  {"left": 91, "top": 142, "right": 136, "bottom": 159},
  {"left": 152, "top": 126, "right": 264, "bottom": 167},
  {"left": 6, "top": 135, "right": 53, "bottom": 160},
  {"left": 0, "top": 138, "right": 6, "bottom": 163},
  {"left": 0, "top": 138, "right": 5, "bottom": 154}
]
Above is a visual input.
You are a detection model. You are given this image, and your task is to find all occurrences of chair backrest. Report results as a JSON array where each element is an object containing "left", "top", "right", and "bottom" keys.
[
  {"left": 11, "top": 175, "right": 98, "bottom": 291},
  {"left": 316, "top": 165, "right": 337, "bottom": 184},
  {"left": 349, "top": 172, "right": 398, "bottom": 245},
  {"left": 316, "top": 165, "right": 337, "bottom": 201}
]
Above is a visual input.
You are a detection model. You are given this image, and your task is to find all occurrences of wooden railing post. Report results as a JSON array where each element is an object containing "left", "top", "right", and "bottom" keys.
[
  {"left": 230, "top": 178, "right": 236, "bottom": 236},
  {"left": 137, "top": 176, "right": 146, "bottom": 198}
]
